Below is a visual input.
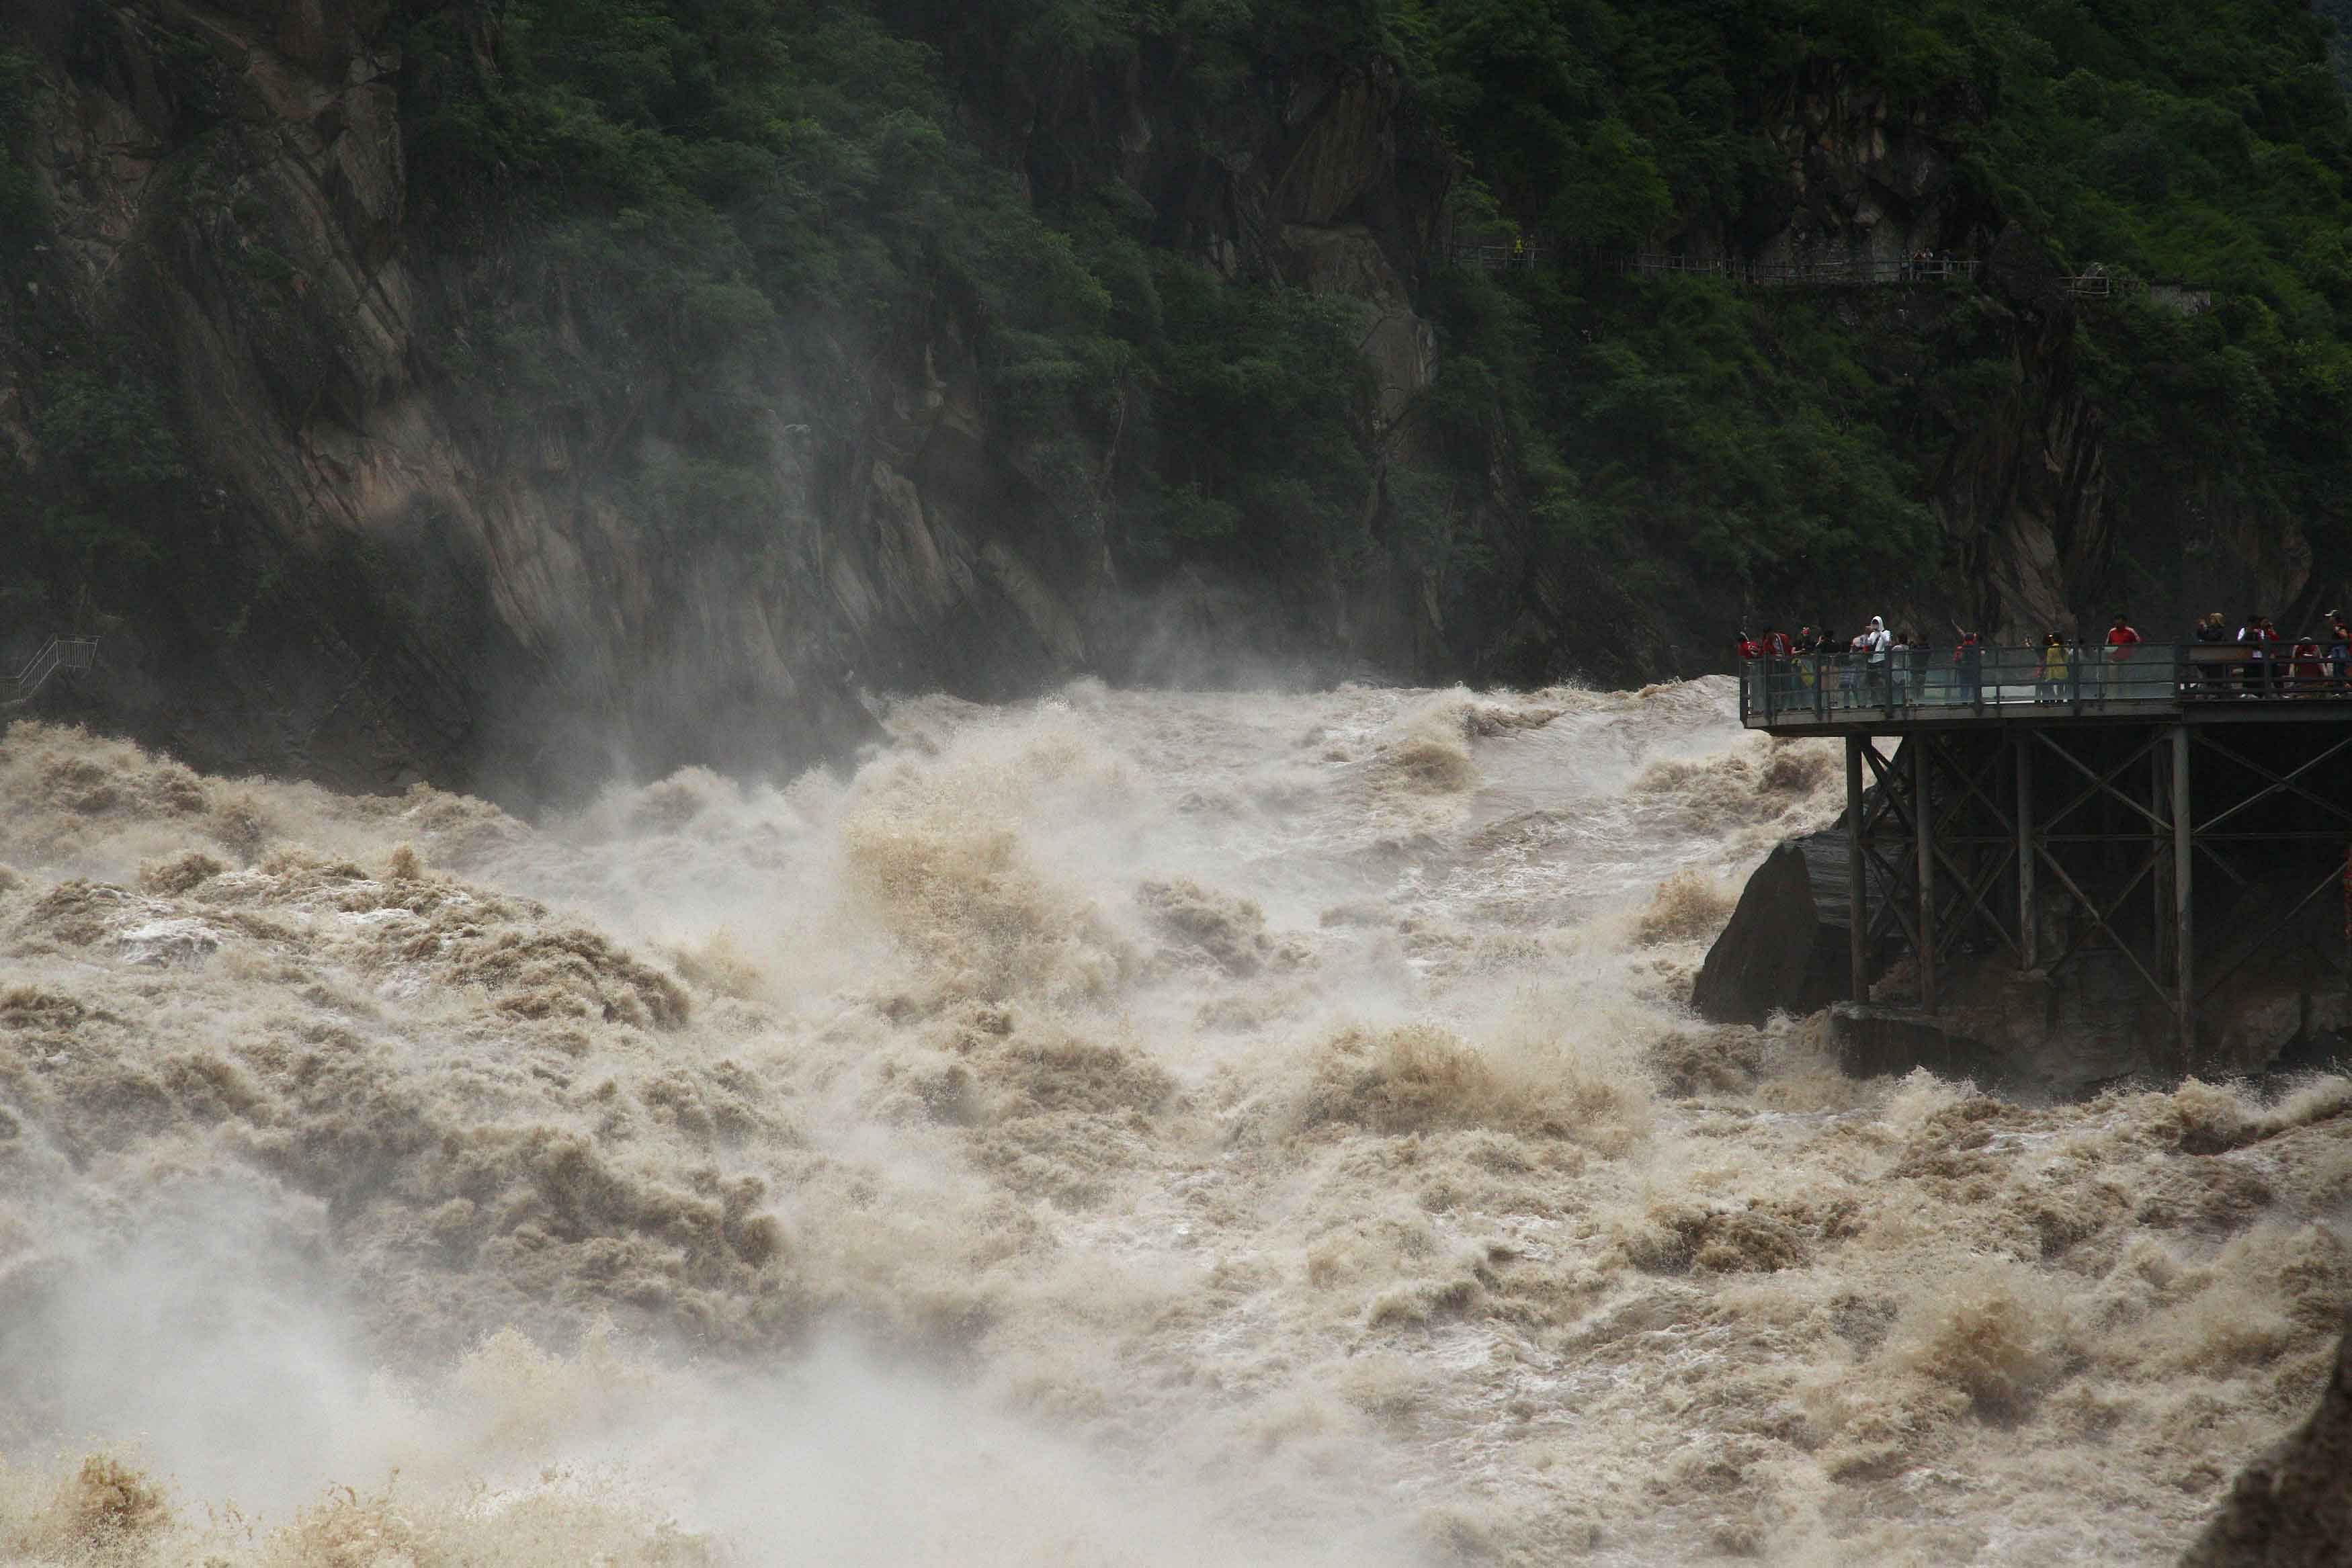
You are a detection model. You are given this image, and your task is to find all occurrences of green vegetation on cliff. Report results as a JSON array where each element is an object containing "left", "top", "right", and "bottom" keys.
[
  {"left": 0, "top": 48, "right": 42, "bottom": 258},
  {"left": 394, "top": 0, "right": 1419, "bottom": 584},
  {"left": 1404, "top": 0, "right": 2352, "bottom": 621},
  {"left": 387, "top": 0, "right": 2352, "bottom": 651},
  {"left": 10, "top": 0, "right": 2349, "bottom": 693}
]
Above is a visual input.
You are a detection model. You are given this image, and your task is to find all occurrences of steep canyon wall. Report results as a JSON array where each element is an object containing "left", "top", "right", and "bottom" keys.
[{"left": 0, "top": 1, "right": 2335, "bottom": 800}]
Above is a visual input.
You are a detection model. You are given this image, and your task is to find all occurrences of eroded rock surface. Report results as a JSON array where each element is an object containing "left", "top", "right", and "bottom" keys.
[{"left": 2181, "top": 1319, "right": 2352, "bottom": 1567}]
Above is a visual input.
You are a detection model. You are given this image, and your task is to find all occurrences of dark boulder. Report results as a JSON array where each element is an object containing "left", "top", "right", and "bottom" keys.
[
  {"left": 2182, "top": 1318, "right": 2352, "bottom": 1566},
  {"left": 1691, "top": 830, "right": 1872, "bottom": 1025}
]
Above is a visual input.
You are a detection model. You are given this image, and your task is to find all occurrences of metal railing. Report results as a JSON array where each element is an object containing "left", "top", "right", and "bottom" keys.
[
  {"left": 1446, "top": 246, "right": 1980, "bottom": 285},
  {"left": 1447, "top": 241, "right": 1552, "bottom": 271},
  {"left": 1738, "top": 642, "right": 2352, "bottom": 727},
  {"left": 1446, "top": 243, "right": 2217, "bottom": 312},
  {"left": 1627, "top": 254, "right": 1980, "bottom": 288},
  {"left": 2, "top": 637, "right": 101, "bottom": 708}
]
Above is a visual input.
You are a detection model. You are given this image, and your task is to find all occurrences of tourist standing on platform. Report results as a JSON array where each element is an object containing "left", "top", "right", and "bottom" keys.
[
  {"left": 2105, "top": 613, "right": 2142, "bottom": 698},
  {"left": 1857, "top": 617, "right": 1893, "bottom": 707},
  {"left": 2038, "top": 631, "right": 2069, "bottom": 702},
  {"left": 2288, "top": 634, "right": 2326, "bottom": 695},
  {"left": 2328, "top": 614, "right": 2351, "bottom": 689},
  {"left": 1954, "top": 629, "right": 1984, "bottom": 705},
  {"left": 1838, "top": 625, "right": 1865, "bottom": 707},
  {"left": 2238, "top": 615, "right": 2275, "bottom": 695},
  {"left": 2189, "top": 611, "right": 2229, "bottom": 694},
  {"left": 1762, "top": 627, "right": 1792, "bottom": 703}
]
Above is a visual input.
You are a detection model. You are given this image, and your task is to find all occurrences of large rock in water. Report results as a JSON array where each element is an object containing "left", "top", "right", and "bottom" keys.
[
  {"left": 2182, "top": 1319, "right": 2352, "bottom": 1565},
  {"left": 1691, "top": 832, "right": 1863, "bottom": 1025}
]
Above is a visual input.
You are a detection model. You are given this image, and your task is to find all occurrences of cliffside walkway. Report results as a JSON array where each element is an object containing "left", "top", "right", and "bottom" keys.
[
  {"left": 1444, "top": 243, "right": 2213, "bottom": 310},
  {"left": 2, "top": 638, "right": 101, "bottom": 708},
  {"left": 1737, "top": 643, "right": 2351, "bottom": 1074}
]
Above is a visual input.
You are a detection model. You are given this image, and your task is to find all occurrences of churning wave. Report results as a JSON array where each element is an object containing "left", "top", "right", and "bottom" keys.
[{"left": 0, "top": 680, "right": 2343, "bottom": 1564}]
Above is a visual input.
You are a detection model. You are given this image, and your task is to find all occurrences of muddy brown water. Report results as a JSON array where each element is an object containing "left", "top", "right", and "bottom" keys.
[{"left": 0, "top": 682, "right": 2343, "bottom": 1564}]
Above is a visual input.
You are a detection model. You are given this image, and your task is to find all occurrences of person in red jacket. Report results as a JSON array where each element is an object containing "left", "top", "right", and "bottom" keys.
[
  {"left": 1735, "top": 632, "right": 1763, "bottom": 662},
  {"left": 2290, "top": 637, "right": 2324, "bottom": 695},
  {"left": 1952, "top": 629, "right": 1983, "bottom": 705},
  {"left": 2105, "top": 613, "right": 2142, "bottom": 698}
]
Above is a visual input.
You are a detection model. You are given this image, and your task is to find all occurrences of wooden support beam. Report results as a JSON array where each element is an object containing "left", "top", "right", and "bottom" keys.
[
  {"left": 2017, "top": 735, "right": 2037, "bottom": 971},
  {"left": 2173, "top": 725, "right": 2194, "bottom": 1070},
  {"left": 2154, "top": 740, "right": 2172, "bottom": 982},
  {"left": 1917, "top": 738, "right": 1937, "bottom": 1011},
  {"left": 1847, "top": 736, "right": 1867, "bottom": 1005}
]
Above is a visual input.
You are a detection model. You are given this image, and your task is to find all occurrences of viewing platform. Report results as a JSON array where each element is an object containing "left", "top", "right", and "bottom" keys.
[
  {"left": 1722, "top": 643, "right": 2350, "bottom": 1082},
  {"left": 1740, "top": 643, "right": 2352, "bottom": 735}
]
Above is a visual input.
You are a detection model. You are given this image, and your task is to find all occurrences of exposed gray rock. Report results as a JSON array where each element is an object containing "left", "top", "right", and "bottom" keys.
[
  {"left": 1691, "top": 830, "right": 1874, "bottom": 1025},
  {"left": 1691, "top": 840, "right": 1825, "bottom": 1026},
  {"left": 2181, "top": 1319, "right": 2352, "bottom": 1567}
]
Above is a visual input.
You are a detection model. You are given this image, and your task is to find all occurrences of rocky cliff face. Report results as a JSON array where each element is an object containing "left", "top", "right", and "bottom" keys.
[
  {"left": 1, "top": 0, "right": 1461, "bottom": 798},
  {"left": 1718, "top": 66, "right": 2336, "bottom": 648},
  {"left": 6, "top": 7, "right": 2336, "bottom": 799}
]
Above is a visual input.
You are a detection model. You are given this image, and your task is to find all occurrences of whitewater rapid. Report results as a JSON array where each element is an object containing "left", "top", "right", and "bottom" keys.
[{"left": 1, "top": 681, "right": 2345, "bottom": 1565}]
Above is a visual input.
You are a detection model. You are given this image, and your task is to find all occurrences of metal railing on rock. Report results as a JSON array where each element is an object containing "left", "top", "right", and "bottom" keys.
[{"left": 2, "top": 637, "right": 101, "bottom": 708}]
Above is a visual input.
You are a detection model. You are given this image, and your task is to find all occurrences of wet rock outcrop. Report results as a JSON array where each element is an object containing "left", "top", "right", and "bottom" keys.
[
  {"left": 2181, "top": 1317, "right": 2352, "bottom": 1567},
  {"left": 1689, "top": 834, "right": 1858, "bottom": 1026}
]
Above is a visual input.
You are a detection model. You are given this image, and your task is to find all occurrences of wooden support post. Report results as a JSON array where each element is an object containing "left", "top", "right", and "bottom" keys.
[
  {"left": 2017, "top": 734, "right": 2037, "bottom": 971},
  {"left": 1847, "top": 736, "right": 1867, "bottom": 1004},
  {"left": 2154, "top": 740, "right": 2171, "bottom": 978},
  {"left": 1917, "top": 738, "right": 1937, "bottom": 1011},
  {"left": 2173, "top": 724, "right": 2195, "bottom": 1068}
]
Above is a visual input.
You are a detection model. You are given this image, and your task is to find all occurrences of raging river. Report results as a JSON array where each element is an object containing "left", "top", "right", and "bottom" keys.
[{"left": 2, "top": 679, "right": 2347, "bottom": 1564}]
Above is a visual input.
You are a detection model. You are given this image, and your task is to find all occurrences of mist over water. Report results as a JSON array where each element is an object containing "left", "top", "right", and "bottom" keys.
[{"left": 2, "top": 680, "right": 2347, "bottom": 1565}]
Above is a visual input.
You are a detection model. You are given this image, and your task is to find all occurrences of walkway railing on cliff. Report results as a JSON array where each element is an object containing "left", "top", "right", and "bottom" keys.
[
  {"left": 1444, "top": 242, "right": 2213, "bottom": 311},
  {"left": 1738, "top": 642, "right": 2351, "bottom": 730},
  {"left": 2, "top": 638, "right": 101, "bottom": 708},
  {"left": 1622, "top": 253, "right": 1982, "bottom": 288}
]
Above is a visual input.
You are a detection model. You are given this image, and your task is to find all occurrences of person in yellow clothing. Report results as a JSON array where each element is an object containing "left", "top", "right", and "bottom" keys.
[{"left": 2036, "top": 632, "right": 2070, "bottom": 702}]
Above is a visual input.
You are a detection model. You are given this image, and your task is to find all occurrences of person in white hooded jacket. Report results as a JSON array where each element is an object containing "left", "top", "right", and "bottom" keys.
[{"left": 1850, "top": 617, "right": 1893, "bottom": 706}]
